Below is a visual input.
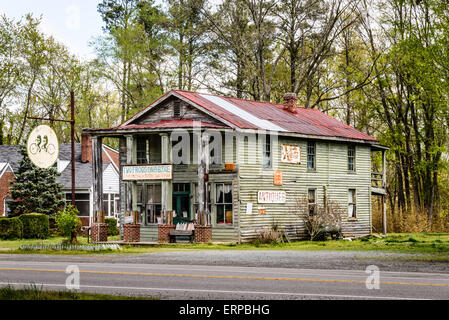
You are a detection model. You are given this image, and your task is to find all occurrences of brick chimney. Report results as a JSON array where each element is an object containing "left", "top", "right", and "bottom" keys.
[
  {"left": 81, "top": 133, "right": 92, "bottom": 163},
  {"left": 283, "top": 93, "right": 298, "bottom": 113}
]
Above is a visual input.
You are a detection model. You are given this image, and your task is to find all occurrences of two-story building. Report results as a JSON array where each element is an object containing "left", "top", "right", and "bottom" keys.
[{"left": 84, "top": 90, "right": 387, "bottom": 242}]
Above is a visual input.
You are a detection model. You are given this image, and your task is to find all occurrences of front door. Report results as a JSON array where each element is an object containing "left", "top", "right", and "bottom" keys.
[{"left": 173, "top": 183, "right": 191, "bottom": 224}]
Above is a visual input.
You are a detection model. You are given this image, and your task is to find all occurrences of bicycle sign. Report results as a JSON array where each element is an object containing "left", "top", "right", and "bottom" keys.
[{"left": 27, "top": 125, "right": 59, "bottom": 169}]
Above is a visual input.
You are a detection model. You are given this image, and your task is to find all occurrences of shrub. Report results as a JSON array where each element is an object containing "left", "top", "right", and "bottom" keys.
[
  {"left": 0, "top": 217, "right": 23, "bottom": 239},
  {"left": 295, "top": 196, "right": 343, "bottom": 241},
  {"left": 19, "top": 214, "right": 49, "bottom": 239},
  {"left": 105, "top": 218, "right": 119, "bottom": 236},
  {"left": 55, "top": 205, "right": 82, "bottom": 244}
]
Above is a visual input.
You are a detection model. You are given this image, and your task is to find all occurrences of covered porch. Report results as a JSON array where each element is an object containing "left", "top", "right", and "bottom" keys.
[{"left": 84, "top": 125, "right": 239, "bottom": 244}]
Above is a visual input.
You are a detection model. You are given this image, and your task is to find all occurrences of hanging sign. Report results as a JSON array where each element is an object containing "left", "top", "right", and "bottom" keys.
[
  {"left": 258, "top": 191, "right": 286, "bottom": 204},
  {"left": 123, "top": 165, "right": 173, "bottom": 181},
  {"left": 27, "top": 125, "right": 59, "bottom": 169},
  {"left": 281, "top": 144, "right": 301, "bottom": 164}
]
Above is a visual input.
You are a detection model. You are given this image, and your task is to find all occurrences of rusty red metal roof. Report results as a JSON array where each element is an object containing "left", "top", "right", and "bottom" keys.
[
  {"left": 173, "top": 91, "right": 378, "bottom": 142},
  {"left": 91, "top": 90, "right": 377, "bottom": 143}
]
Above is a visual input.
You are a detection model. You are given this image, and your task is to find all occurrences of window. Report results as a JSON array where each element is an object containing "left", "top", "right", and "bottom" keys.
[
  {"left": 146, "top": 184, "right": 162, "bottom": 224},
  {"left": 65, "top": 193, "right": 90, "bottom": 217},
  {"left": 348, "top": 189, "right": 357, "bottom": 219},
  {"left": 173, "top": 101, "right": 181, "bottom": 118},
  {"left": 215, "top": 183, "right": 233, "bottom": 225},
  {"left": 4, "top": 198, "right": 13, "bottom": 217},
  {"left": 263, "top": 135, "right": 271, "bottom": 168},
  {"left": 348, "top": 145, "right": 356, "bottom": 171},
  {"left": 307, "top": 141, "right": 316, "bottom": 170},
  {"left": 137, "top": 137, "right": 149, "bottom": 164},
  {"left": 308, "top": 189, "right": 316, "bottom": 216},
  {"left": 103, "top": 193, "right": 120, "bottom": 217}
]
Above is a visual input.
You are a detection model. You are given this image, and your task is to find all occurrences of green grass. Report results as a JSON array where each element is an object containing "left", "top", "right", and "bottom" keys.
[
  {"left": 1, "top": 233, "right": 449, "bottom": 256},
  {"left": 0, "top": 284, "right": 157, "bottom": 300}
]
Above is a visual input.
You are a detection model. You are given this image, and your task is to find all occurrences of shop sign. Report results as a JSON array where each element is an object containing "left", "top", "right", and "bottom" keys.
[{"left": 123, "top": 165, "right": 173, "bottom": 181}]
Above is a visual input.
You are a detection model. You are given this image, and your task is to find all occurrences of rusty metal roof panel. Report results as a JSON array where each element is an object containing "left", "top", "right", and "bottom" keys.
[{"left": 175, "top": 91, "right": 377, "bottom": 142}]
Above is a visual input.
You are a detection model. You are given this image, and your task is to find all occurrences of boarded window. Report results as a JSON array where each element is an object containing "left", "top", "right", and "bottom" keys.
[
  {"left": 308, "top": 189, "right": 316, "bottom": 216},
  {"left": 307, "top": 141, "right": 316, "bottom": 170},
  {"left": 348, "top": 145, "right": 356, "bottom": 171},
  {"left": 215, "top": 183, "right": 233, "bottom": 225},
  {"left": 348, "top": 189, "right": 357, "bottom": 218},
  {"left": 173, "top": 102, "right": 181, "bottom": 118}
]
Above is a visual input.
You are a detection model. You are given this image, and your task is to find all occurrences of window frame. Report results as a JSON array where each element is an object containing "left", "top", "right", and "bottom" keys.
[
  {"left": 214, "top": 182, "right": 234, "bottom": 226},
  {"left": 307, "top": 141, "right": 316, "bottom": 171},
  {"left": 308, "top": 189, "right": 317, "bottom": 216},
  {"left": 348, "top": 189, "right": 357, "bottom": 220},
  {"left": 3, "top": 198, "right": 13, "bottom": 217},
  {"left": 262, "top": 134, "right": 272, "bottom": 169},
  {"left": 348, "top": 145, "right": 356, "bottom": 172},
  {"left": 65, "top": 192, "right": 90, "bottom": 217}
]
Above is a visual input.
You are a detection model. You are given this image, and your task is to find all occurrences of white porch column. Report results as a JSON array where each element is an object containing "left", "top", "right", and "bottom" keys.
[{"left": 160, "top": 133, "right": 173, "bottom": 222}]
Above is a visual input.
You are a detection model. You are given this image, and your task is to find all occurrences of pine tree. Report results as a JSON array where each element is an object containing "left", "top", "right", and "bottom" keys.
[{"left": 9, "top": 146, "right": 65, "bottom": 217}]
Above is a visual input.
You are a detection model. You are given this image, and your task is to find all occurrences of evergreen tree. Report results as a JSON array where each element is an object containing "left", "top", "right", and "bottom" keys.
[{"left": 9, "top": 146, "right": 65, "bottom": 217}]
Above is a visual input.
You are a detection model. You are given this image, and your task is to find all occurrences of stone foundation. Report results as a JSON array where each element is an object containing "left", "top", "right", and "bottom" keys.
[
  {"left": 91, "top": 223, "right": 108, "bottom": 243},
  {"left": 123, "top": 224, "right": 141, "bottom": 243}
]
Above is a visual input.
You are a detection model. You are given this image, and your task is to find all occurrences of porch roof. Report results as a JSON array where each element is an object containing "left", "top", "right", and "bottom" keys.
[{"left": 98, "top": 119, "right": 229, "bottom": 132}]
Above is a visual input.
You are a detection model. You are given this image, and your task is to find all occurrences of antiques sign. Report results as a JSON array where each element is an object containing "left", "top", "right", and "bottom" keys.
[
  {"left": 258, "top": 191, "right": 287, "bottom": 204},
  {"left": 123, "top": 165, "right": 173, "bottom": 181},
  {"left": 27, "top": 125, "right": 59, "bottom": 169},
  {"left": 281, "top": 144, "right": 301, "bottom": 164}
]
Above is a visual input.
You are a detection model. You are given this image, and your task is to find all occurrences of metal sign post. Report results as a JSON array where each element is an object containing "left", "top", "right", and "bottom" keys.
[{"left": 27, "top": 90, "right": 76, "bottom": 206}]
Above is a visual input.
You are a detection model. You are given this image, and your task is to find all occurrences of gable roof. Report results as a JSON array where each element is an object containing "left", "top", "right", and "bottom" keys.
[
  {"left": 0, "top": 162, "right": 14, "bottom": 179},
  {"left": 0, "top": 144, "right": 119, "bottom": 189},
  {"left": 114, "top": 90, "right": 378, "bottom": 144}
]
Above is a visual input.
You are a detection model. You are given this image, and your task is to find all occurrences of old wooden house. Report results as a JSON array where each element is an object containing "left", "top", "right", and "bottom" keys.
[{"left": 84, "top": 90, "right": 387, "bottom": 243}]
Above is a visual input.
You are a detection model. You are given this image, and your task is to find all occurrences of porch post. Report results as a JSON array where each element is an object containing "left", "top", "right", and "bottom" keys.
[
  {"left": 92, "top": 136, "right": 104, "bottom": 223},
  {"left": 198, "top": 132, "right": 210, "bottom": 226},
  {"left": 160, "top": 133, "right": 173, "bottom": 223},
  {"left": 125, "top": 135, "right": 139, "bottom": 223}
]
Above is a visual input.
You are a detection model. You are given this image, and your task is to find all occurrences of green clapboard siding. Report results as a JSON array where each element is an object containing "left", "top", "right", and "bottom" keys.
[{"left": 237, "top": 135, "right": 372, "bottom": 242}]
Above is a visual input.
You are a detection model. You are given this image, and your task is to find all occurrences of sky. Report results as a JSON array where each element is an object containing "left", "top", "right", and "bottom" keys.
[{"left": 0, "top": 0, "right": 105, "bottom": 59}]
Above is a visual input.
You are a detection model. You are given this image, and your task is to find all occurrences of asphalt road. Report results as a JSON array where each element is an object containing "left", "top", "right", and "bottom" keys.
[{"left": 0, "top": 256, "right": 448, "bottom": 300}]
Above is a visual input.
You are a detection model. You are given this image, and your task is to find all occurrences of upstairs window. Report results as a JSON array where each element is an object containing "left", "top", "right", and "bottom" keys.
[
  {"left": 263, "top": 135, "right": 272, "bottom": 168},
  {"left": 173, "top": 101, "right": 181, "bottom": 118},
  {"left": 137, "top": 138, "right": 149, "bottom": 164},
  {"left": 307, "top": 141, "right": 316, "bottom": 170},
  {"left": 348, "top": 145, "right": 356, "bottom": 171}
]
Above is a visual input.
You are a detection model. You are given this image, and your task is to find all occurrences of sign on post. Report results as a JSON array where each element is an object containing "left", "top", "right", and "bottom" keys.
[{"left": 27, "top": 125, "right": 59, "bottom": 169}]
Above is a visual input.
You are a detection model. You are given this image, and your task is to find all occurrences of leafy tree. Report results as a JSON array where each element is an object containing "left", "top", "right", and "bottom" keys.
[
  {"left": 8, "top": 146, "right": 65, "bottom": 217},
  {"left": 55, "top": 204, "right": 82, "bottom": 244}
]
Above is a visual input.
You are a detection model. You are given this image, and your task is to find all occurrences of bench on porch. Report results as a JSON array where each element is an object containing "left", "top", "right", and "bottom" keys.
[{"left": 169, "top": 223, "right": 195, "bottom": 243}]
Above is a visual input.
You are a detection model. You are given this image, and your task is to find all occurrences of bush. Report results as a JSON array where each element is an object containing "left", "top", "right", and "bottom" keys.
[
  {"left": 105, "top": 218, "right": 119, "bottom": 236},
  {"left": 19, "top": 214, "right": 49, "bottom": 239},
  {"left": 55, "top": 205, "right": 82, "bottom": 244},
  {"left": 0, "top": 217, "right": 23, "bottom": 239}
]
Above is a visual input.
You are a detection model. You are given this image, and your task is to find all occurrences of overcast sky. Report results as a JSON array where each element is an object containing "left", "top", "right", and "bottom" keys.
[{"left": 1, "top": 0, "right": 105, "bottom": 59}]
